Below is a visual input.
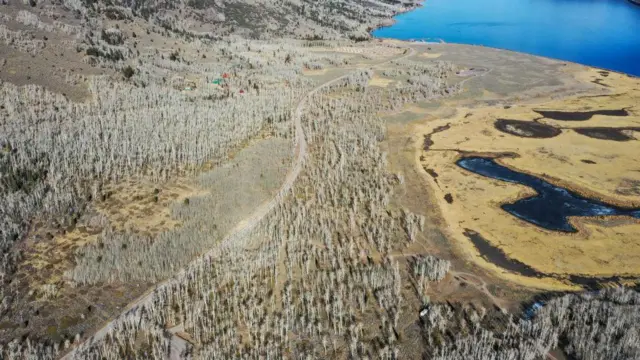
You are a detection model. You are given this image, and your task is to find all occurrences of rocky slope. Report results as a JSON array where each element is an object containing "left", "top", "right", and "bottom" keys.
[{"left": 36, "top": 0, "right": 420, "bottom": 39}]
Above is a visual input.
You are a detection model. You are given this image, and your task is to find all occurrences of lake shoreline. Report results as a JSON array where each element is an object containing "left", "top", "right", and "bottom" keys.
[
  {"left": 372, "top": 0, "right": 640, "bottom": 76},
  {"left": 385, "top": 40, "right": 639, "bottom": 79},
  {"left": 369, "top": 1, "right": 425, "bottom": 35}
]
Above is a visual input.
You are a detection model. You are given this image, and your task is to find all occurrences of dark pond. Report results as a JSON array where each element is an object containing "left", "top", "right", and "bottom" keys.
[
  {"left": 457, "top": 157, "right": 640, "bottom": 232},
  {"left": 533, "top": 108, "right": 630, "bottom": 121},
  {"left": 494, "top": 119, "right": 561, "bottom": 138}
]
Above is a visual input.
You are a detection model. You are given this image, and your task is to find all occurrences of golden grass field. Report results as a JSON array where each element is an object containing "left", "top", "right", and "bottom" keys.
[
  {"left": 18, "top": 179, "right": 202, "bottom": 291},
  {"left": 411, "top": 67, "right": 640, "bottom": 290}
]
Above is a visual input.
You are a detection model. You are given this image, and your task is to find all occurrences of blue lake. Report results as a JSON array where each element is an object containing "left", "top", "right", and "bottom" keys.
[{"left": 374, "top": 0, "right": 640, "bottom": 76}]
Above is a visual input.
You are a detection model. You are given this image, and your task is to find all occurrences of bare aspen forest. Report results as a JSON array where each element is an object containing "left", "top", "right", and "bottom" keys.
[{"left": 1, "top": 0, "right": 639, "bottom": 359}]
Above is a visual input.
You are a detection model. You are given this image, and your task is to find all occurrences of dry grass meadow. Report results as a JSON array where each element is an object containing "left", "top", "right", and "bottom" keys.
[{"left": 408, "top": 65, "right": 640, "bottom": 290}]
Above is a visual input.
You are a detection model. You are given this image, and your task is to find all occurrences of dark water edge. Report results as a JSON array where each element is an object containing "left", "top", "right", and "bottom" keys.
[
  {"left": 457, "top": 157, "right": 640, "bottom": 232},
  {"left": 457, "top": 157, "right": 640, "bottom": 288},
  {"left": 464, "top": 229, "right": 639, "bottom": 290},
  {"left": 464, "top": 229, "right": 543, "bottom": 278},
  {"left": 533, "top": 108, "right": 630, "bottom": 121}
]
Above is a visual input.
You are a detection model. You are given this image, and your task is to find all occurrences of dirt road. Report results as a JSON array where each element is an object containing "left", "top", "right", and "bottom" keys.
[{"left": 61, "top": 46, "right": 417, "bottom": 359}]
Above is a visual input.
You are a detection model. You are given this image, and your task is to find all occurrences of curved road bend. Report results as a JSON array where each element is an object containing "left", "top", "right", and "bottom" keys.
[{"left": 61, "top": 45, "right": 417, "bottom": 359}]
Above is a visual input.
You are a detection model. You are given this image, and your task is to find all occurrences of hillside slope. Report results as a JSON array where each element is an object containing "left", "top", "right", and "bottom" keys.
[{"left": 43, "top": 0, "right": 420, "bottom": 39}]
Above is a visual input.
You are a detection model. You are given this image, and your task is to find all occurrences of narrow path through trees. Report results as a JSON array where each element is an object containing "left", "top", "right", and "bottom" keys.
[{"left": 61, "top": 46, "right": 417, "bottom": 359}]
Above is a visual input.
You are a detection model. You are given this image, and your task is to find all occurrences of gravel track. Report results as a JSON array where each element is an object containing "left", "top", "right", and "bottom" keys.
[{"left": 60, "top": 45, "right": 416, "bottom": 360}]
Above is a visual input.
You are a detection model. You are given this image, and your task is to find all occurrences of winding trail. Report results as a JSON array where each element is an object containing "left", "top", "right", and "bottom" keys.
[
  {"left": 61, "top": 45, "right": 416, "bottom": 359},
  {"left": 389, "top": 250, "right": 506, "bottom": 311},
  {"left": 449, "top": 270, "right": 506, "bottom": 310}
]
